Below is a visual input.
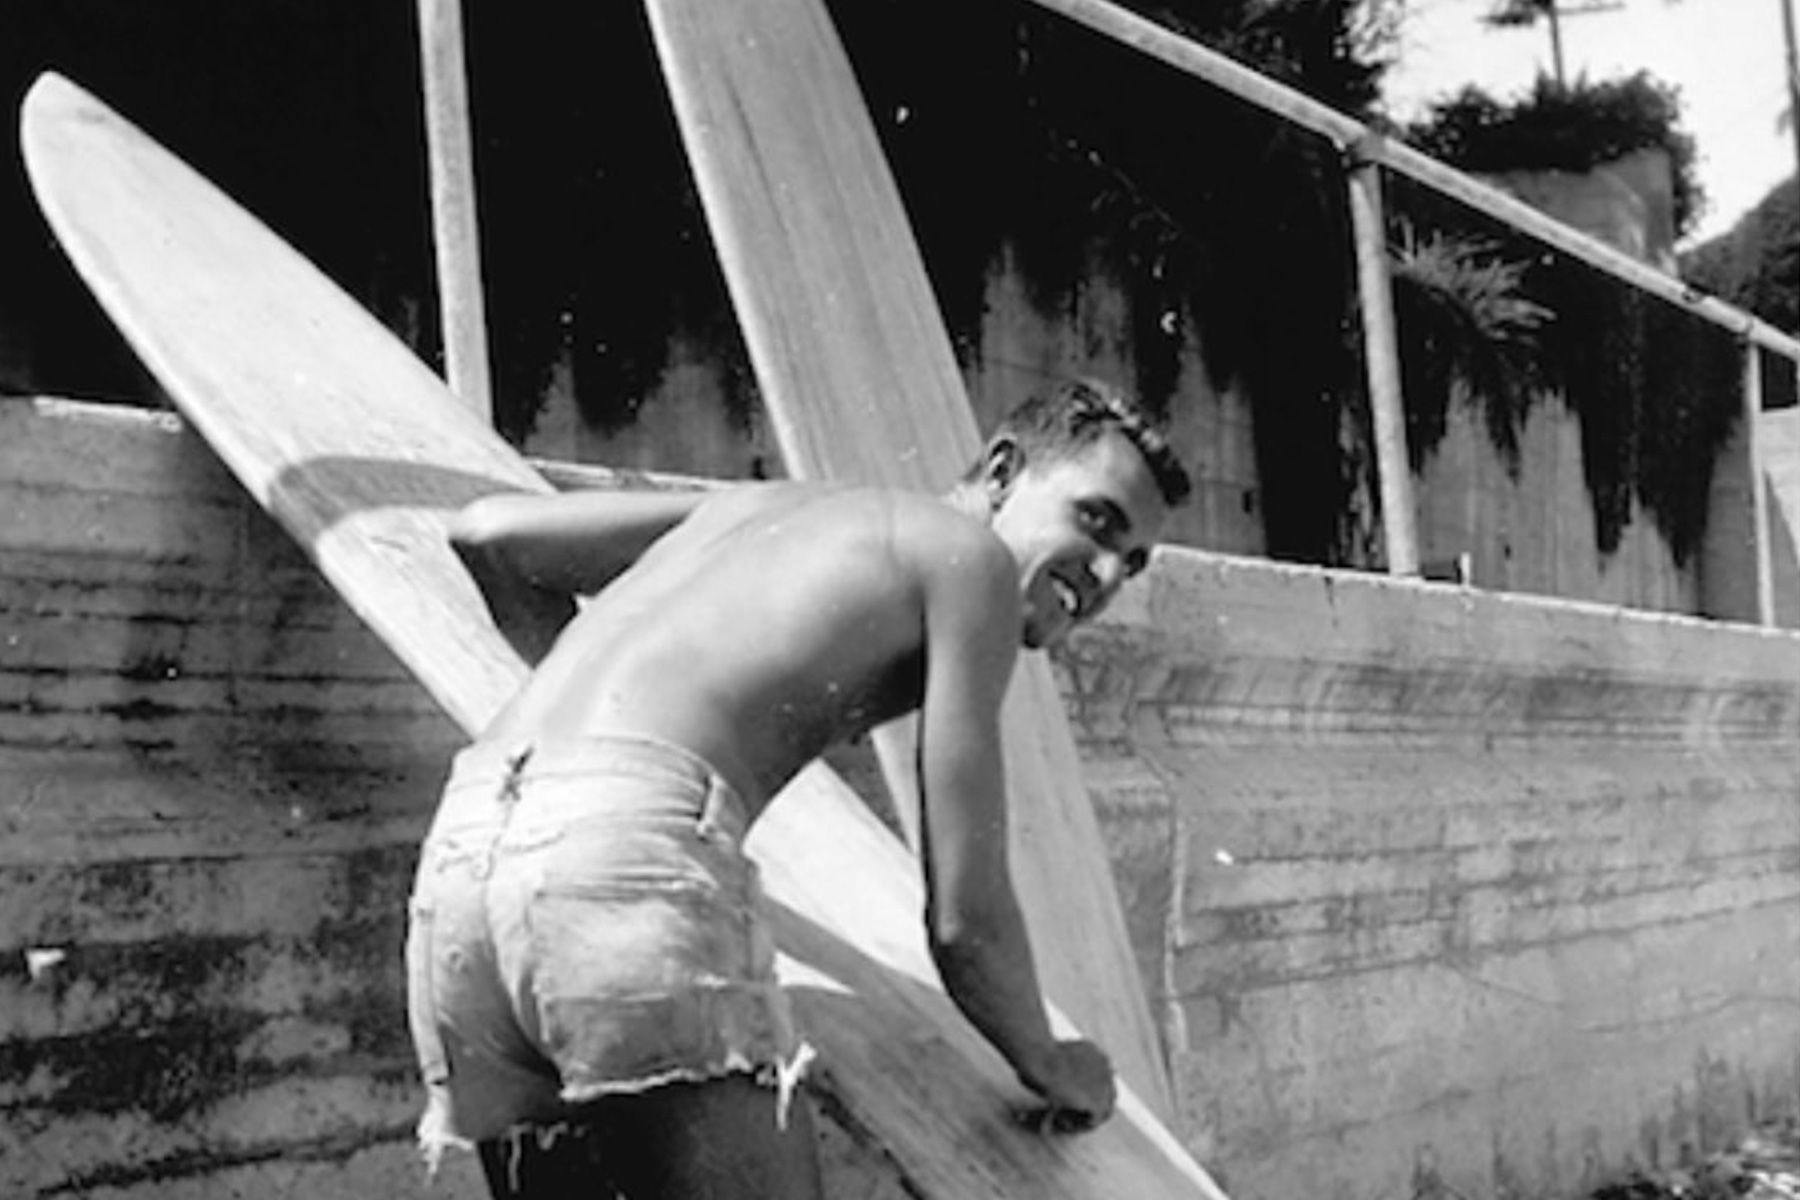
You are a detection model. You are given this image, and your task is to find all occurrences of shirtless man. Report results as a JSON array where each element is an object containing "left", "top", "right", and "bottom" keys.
[{"left": 406, "top": 381, "right": 1192, "bottom": 1198}]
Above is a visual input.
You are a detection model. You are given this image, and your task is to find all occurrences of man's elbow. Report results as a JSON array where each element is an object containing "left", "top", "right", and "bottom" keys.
[
  {"left": 928, "top": 926, "right": 986, "bottom": 999},
  {"left": 926, "top": 900, "right": 1007, "bottom": 970},
  {"left": 447, "top": 495, "right": 513, "bottom": 557},
  {"left": 449, "top": 498, "right": 540, "bottom": 593}
]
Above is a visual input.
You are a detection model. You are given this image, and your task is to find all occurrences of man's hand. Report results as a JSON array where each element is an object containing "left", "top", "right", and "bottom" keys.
[{"left": 1019, "top": 1038, "right": 1116, "bottom": 1130}]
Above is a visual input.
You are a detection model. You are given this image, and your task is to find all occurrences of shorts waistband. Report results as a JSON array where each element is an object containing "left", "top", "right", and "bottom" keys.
[{"left": 444, "top": 733, "right": 746, "bottom": 818}]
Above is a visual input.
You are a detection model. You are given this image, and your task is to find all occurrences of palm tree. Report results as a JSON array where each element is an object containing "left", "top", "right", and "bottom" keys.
[{"left": 1480, "top": 0, "right": 1622, "bottom": 91}]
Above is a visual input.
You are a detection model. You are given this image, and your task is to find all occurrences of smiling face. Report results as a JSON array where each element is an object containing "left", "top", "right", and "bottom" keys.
[{"left": 982, "top": 429, "right": 1171, "bottom": 650}]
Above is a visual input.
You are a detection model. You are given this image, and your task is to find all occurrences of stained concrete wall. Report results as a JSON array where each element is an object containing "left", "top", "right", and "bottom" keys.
[
  {"left": 0, "top": 398, "right": 481, "bottom": 1197},
  {"left": 7, "top": 396, "right": 1798, "bottom": 1199},
  {"left": 523, "top": 235, "right": 1744, "bottom": 619},
  {"left": 1061, "top": 550, "right": 1800, "bottom": 1200},
  {"left": 1481, "top": 149, "right": 1680, "bottom": 274},
  {"left": 1415, "top": 391, "right": 1701, "bottom": 612},
  {"left": 1701, "top": 397, "right": 1769, "bottom": 626},
  {"left": 1412, "top": 146, "right": 1752, "bottom": 618},
  {"left": 520, "top": 242, "right": 1268, "bottom": 559}
]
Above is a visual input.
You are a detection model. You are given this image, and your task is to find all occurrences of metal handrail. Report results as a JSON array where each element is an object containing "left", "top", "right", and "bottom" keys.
[
  {"left": 1023, "top": 0, "right": 1790, "bottom": 619},
  {"left": 1021, "top": 0, "right": 1800, "bottom": 363}
]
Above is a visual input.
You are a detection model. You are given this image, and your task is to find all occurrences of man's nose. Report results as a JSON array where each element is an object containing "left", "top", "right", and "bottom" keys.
[{"left": 1092, "top": 552, "right": 1128, "bottom": 594}]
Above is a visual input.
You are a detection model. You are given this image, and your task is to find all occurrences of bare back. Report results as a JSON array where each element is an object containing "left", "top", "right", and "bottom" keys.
[{"left": 482, "top": 484, "right": 1010, "bottom": 814}]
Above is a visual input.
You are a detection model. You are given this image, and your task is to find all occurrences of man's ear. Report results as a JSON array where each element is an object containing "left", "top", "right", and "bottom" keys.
[{"left": 980, "top": 435, "right": 1024, "bottom": 508}]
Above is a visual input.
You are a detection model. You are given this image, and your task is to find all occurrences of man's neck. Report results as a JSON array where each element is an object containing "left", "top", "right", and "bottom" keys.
[{"left": 941, "top": 481, "right": 990, "bottom": 523}]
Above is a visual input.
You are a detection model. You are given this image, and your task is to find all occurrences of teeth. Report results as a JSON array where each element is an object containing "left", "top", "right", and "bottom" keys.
[{"left": 1050, "top": 578, "right": 1080, "bottom": 617}]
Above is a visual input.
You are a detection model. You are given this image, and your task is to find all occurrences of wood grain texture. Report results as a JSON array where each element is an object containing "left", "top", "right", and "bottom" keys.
[
  {"left": 21, "top": 74, "right": 532, "bottom": 737},
  {"left": 21, "top": 72, "right": 1220, "bottom": 1197},
  {"left": 754, "top": 767, "right": 1224, "bottom": 1199},
  {"left": 644, "top": 0, "right": 1181, "bottom": 1126}
]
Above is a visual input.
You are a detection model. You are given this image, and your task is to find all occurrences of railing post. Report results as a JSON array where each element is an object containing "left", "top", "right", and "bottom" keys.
[
  {"left": 1744, "top": 340, "right": 1775, "bottom": 625},
  {"left": 1019, "top": 0, "right": 1800, "bottom": 365},
  {"left": 417, "top": 0, "right": 493, "bottom": 422},
  {"left": 1345, "top": 143, "right": 1420, "bottom": 576}
]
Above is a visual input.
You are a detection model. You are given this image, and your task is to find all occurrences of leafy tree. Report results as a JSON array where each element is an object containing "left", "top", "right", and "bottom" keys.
[
  {"left": 1682, "top": 176, "right": 1800, "bottom": 408},
  {"left": 1404, "top": 71, "right": 1704, "bottom": 237},
  {"left": 1682, "top": 177, "right": 1800, "bottom": 336},
  {"left": 1393, "top": 64, "right": 1742, "bottom": 561}
]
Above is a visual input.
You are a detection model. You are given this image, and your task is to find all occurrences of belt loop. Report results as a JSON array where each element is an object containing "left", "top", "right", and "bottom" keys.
[
  {"left": 695, "top": 776, "right": 723, "bottom": 841},
  {"left": 696, "top": 772, "right": 745, "bottom": 843}
]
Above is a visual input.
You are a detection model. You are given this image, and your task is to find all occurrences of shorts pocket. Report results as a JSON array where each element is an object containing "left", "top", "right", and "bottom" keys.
[{"left": 525, "top": 870, "right": 759, "bottom": 998}]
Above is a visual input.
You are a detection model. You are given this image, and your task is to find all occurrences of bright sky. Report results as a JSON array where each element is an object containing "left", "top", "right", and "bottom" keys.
[{"left": 1380, "top": 0, "right": 1797, "bottom": 245}]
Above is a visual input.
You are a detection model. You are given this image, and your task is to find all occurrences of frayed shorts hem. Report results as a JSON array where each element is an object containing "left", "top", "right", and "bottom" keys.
[{"left": 416, "top": 1042, "right": 818, "bottom": 1177}]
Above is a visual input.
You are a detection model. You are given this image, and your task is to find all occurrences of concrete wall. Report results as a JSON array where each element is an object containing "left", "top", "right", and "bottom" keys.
[
  {"left": 1701, "top": 396, "right": 1769, "bottom": 626},
  {"left": 520, "top": 233, "right": 1750, "bottom": 621},
  {"left": 1413, "top": 146, "right": 1759, "bottom": 619},
  {"left": 0, "top": 398, "right": 482, "bottom": 1197},
  {"left": 1481, "top": 149, "right": 1680, "bottom": 273},
  {"left": 1061, "top": 550, "right": 1800, "bottom": 1200},
  {"left": 7, "top": 396, "right": 1798, "bottom": 1199},
  {"left": 1415, "top": 391, "right": 1701, "bottom": 613},
  {"left": 0, "top": 398, "right": 915, "bottom": 1199},
  {"left": 520, "top": 242, "right": 1268, "bottom": 559}
]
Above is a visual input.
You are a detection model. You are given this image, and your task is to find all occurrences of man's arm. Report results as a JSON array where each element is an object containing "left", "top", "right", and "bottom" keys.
[
  {"left": 912, "top": 528, "right": 1116, "bottom": 1126},
  {"left": 448, "top": 489, "right": 709, "bottom": 664}
]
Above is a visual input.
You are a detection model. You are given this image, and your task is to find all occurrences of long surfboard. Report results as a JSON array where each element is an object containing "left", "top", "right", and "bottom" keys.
[
  {"left": 644, "top": 0, "right": 1180, "bottom": 1124},
  {"left": 21, "top": 73, "right": 1222, "bottom": 1198}
]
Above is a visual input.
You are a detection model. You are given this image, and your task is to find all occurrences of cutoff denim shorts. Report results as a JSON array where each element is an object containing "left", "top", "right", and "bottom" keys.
[{"left": 406, "top": 735, "right": 804, "bottom": 1160}]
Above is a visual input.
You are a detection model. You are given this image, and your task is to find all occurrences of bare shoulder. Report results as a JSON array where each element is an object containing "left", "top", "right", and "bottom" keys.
[
  {"left": 883, "top": 493, "right": 1017, "bottom": 611},
  {"left": 686, "top": 481, "right": 950, "bottom": 539},
  {"left": 678, "top": 482, "right": 1012, "bottom": 607},
  {"left": 683, "top": 479, "right": 857, "bottom": 526}
]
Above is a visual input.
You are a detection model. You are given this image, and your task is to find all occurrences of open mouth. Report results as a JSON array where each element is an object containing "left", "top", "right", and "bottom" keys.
[{"left": 1049, "top": 576, "right": 1082, "bottom": 620}]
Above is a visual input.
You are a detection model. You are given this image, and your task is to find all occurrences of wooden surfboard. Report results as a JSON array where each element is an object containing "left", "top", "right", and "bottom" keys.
[
  {"left": 644, "top": 0, "right": 1180, "bottom": 1124},
  {"left": 21, "top": 73, "right": 1222, "bottom": 1198}
]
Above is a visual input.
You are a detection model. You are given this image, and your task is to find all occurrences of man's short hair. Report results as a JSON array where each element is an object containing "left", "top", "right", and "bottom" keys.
[{"left": 980, "top": 379, "right": 1192, "bottom": 507}]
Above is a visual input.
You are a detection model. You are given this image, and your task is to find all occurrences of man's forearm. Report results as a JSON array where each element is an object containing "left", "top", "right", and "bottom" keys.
[{"left": 929, "top": 899, "right": 1061, "bottom": 1091}]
